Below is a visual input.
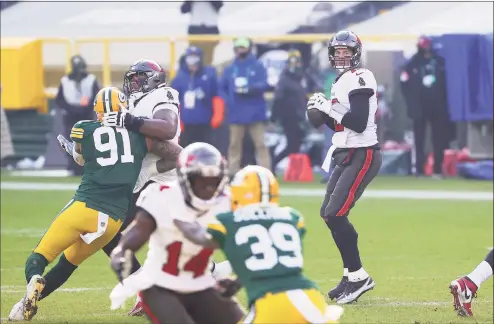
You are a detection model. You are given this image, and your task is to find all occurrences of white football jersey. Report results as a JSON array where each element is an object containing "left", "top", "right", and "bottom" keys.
[
  {"left": 134, "top": 182, "right": 231, "bottom": 293},
  {"left": 130, "top": 85, "right": 181, "bottom": 192},
  {"left": 329, "top": 68, "right": 378, "bottom": 148}
]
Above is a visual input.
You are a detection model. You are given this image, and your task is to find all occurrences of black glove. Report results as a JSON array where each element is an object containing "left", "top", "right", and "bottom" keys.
[{"left": 216, "top": 278, "right": 242, "bottom": 298}]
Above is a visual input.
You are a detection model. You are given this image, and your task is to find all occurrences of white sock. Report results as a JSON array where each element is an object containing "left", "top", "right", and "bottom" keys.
[
  {"left": 343, "top": 268, "right": 348, "bottom": 277},
  {"left": 135, "top": 293, "right": 142, "bottom": 303},
  {"left": 348, "top": 267, "right": 369, "bottom": 282},
  {"left": 467, "top": 260, "right": 494, "bottom": 288}
]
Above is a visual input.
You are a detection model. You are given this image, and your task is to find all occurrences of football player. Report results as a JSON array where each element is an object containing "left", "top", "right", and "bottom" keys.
[
  {"left": 174, "top": 165, "right": 344, "bottom": 323},
  {"left": 8, "top": 87, "right": 179, "bottom": 321},
  {"left": 109, "top": 142, "right": 245, "bottom": 324},
  {"left": 450, "top": 249, "right": 494, "bottom": 316},
  {"left": 100, "top": 59, "right": 183, "bottom": 315},
  {"left": 306, "top": 30, "right": 382, "bottom": 304}
]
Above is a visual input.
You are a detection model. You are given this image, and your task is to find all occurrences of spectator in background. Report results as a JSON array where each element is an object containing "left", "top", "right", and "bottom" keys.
[
  {"left": 172, "top": 46, "right": 224, "bottom": 147},
  {"left": 220, "top": 37, "right": 270, "bottom": 174},
  {"left": 0, "top": 85, "right": 14, "bottom": 163},
  {"left": 270, "top": 50, "right": 307, "bottom": 170},
  {"left": 400, "top": 36, "right": 453, "bottom": 178},
  {"left": 181, "top": 1, "right": 223, "bottom": 66},
  {"left": 55, "top": 55, "right": 99, "bottom": 176}
]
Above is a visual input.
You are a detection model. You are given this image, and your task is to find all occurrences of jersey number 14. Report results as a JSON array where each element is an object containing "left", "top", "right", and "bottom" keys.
[{"left": 93, "top": 127, "right": 134, "bottom": 166}]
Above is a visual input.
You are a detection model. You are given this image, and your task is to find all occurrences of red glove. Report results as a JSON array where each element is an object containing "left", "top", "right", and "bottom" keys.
[{"left": 211, "top": 96, "right": 225, "bottom": 129}]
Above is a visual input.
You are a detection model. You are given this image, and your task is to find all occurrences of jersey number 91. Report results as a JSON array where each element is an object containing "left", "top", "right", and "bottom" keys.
[
  {"left": 93, "top": 127, "right": 135, "bottom": 166},
  {"left": 235, "top": 223, "right": 303, "bottom": 271}
]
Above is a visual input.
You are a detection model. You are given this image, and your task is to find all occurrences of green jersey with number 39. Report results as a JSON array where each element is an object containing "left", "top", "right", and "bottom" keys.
[
  {"left": 207, "top": 205, "right": 316, "bottom": 307},
  {"left": 70, "top": 120, "right": 147, "bottom": 221}
]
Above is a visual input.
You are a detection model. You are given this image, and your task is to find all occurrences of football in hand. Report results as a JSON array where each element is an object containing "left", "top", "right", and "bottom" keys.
[{"left": 307, "top": 108, "right": 330, "bottom": 128}]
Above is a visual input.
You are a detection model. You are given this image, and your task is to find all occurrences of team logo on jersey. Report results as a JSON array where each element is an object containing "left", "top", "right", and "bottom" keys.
[
  {"left": 167, "top": 90, "right": 174, "bottom": 101},
  {"left": 358, "top": 77, "right": 366, "bottom": 86}
]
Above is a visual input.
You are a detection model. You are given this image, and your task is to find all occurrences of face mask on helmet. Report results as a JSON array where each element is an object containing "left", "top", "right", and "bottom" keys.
[
  {"left": 331, "top": 47, "right": 354, "bottom": 71},
  {"left": 177, "top": 144, "right": 229, "bottom": 211},
  {"left": 124, "top": 71, "right": 148, "bottom": 94}
]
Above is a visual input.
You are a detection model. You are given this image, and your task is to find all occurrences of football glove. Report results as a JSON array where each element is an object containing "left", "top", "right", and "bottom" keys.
[
  {"left": 307, "top": 93, "right": 331, "bottom": 115},
  {"left": 57, "top": 134, "right": 74, "bottom": 156},
  {"left": 110, "top": 246, "right": 134, "bottom": 283},
  {"left": 216, "top": 277, "right": 242, "bottom": 298},
  {"left": 102, "top": 106, "right": 146, "bottom": 132}
]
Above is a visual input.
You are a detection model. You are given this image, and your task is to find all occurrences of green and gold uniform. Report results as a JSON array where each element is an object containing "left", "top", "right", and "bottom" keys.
[
  {"left": 34, "top": 121, "right": 147, "bottom": 265},
  {"left": 208, "top": 205, "right": 330, "bottom": 323}
]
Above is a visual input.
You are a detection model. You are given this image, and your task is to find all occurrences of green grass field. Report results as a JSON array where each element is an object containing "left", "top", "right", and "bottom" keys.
[{"left": 1, "top": 175, "right": 493, "bottom": 323}]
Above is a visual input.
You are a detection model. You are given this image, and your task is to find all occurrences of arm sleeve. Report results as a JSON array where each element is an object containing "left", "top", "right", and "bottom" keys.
[
  {"left": 324, "top": 117, "right": 337, "bottom": 131},
  {"left": 340, "top": 90, "right": 373, "bottom": 133},
  {"left": 70, "top": 121, "right": 86, "bottom": 143}
]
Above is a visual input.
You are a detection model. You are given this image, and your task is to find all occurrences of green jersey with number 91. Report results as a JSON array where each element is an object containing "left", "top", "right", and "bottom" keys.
[
  {"left": 70, "top": 120, "right": 148, "bottom": 221},
  {"left": 207, "top": 205, "right": 316, "bottom": 307}
]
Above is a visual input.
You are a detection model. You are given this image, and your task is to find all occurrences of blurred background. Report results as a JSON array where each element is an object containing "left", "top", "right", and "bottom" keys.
[{"left": 0, "top": 0, "right": 493, "bottom": 181}]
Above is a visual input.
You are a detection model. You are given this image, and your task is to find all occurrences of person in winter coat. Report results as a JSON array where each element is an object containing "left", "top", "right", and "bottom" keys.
[
  {"left": 270, "top": 50, "right": 307, "bottom": 170},
  {"left": 400, "top": 35, "right": 454, "bottom": 178},
  {"left": 55, "top": 55, "right": 99, "bottom": 176},
  {"left": 171, "top": 46, "right": 224, "bottom": 147},
  {"left": 219, "top": 37, "right": 271, "bottom": 174}
]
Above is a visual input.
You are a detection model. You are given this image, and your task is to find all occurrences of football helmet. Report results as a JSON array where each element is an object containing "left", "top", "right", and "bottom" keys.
[
  {"left": 328, "top": 30, "right": 362, "bottom": 71},
  {"left": 177, "top": 142, "right": 229, "bottom": 211},
  {"left": 230, "top": 165, "right": 280, "bottom": 211},
  {"left": 93, "top": 87, "right": 128, "bottom": 121},
  {"left": 123, "top": 59, "right": 166, "bottom": 96}
]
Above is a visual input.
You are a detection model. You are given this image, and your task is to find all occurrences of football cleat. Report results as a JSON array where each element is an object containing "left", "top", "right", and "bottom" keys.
[
  {"left": 328, "top": 276, "right": 348, "bottom": 300},
  {"left": 336, "top": 277, "right": 375, "bottom": 304},
  {"left": 128, "top": 295, "right": 145, "bottom": 316},
  {"left": 24, "top": 275, "right": 46, "bottom": 320},
  {"left": 8, "top": 297, "right": 25, "bottom": 321},
  {"left": 449, "top": 276, "right": 478, "bottom": 316}
]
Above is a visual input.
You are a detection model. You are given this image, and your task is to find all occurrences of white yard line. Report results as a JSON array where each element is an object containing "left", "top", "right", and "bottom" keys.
[
  {"left": 1, "top": 286, "right": 111, "bottom": 293},
  {"left": 1, "top": 182, "right": 493, "bottom": 201}
]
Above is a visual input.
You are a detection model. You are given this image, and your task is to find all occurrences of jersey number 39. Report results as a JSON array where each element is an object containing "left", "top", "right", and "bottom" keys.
[
  {"left": 235, "top": 223, "right": 303, "bottom": 271},
  {"left": 93, "top": 127, "right": 134, "bottom": 166}
]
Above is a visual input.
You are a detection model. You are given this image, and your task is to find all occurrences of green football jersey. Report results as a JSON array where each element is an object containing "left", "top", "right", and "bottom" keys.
[
  {"left": 207, "top": 205, "right": 316, "bottom": 307},
  {"left": 70, "top": 120, "right": 147, "bottom": 221}
]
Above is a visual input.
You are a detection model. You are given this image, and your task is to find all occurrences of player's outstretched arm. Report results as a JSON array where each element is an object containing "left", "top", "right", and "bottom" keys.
[
  {"left": 110, "top": 210, "right": 157, "bottom": 281},
  {"left": 137, "top": 109, "right": 179, "bottom": 141},
  {"left": 173, "top": 219, "right": 220, "bottom": 250},
  {"left": 148, "top": 140, "right": 183, "bottom": 173}
]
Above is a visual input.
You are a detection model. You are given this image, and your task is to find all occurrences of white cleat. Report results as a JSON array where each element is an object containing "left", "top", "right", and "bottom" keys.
[
  {"left": 336, "top": 277, "right": 375, "bottom": 304},
  {"left": 23, "top": 275, "right": 46, "bottom": 321},
  {"left": 8, "top": 297, "right": 25, "bottom": 321}
]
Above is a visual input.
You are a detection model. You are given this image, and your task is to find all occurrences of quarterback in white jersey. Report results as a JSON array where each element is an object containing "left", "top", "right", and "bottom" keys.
[
  {"left": 109, "top": 143, "right": 245, "bottom": 324},
  {"left": 101, "top": 59, "right": 183, "bottom": 316},
  {"left": 307, "top": 30, "right": 382, "bottom": 305}
]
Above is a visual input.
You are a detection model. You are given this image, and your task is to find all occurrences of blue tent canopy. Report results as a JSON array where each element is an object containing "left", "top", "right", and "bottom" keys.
[{"left": 431, "top": 33, "right": 494, "bottom": 122}]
